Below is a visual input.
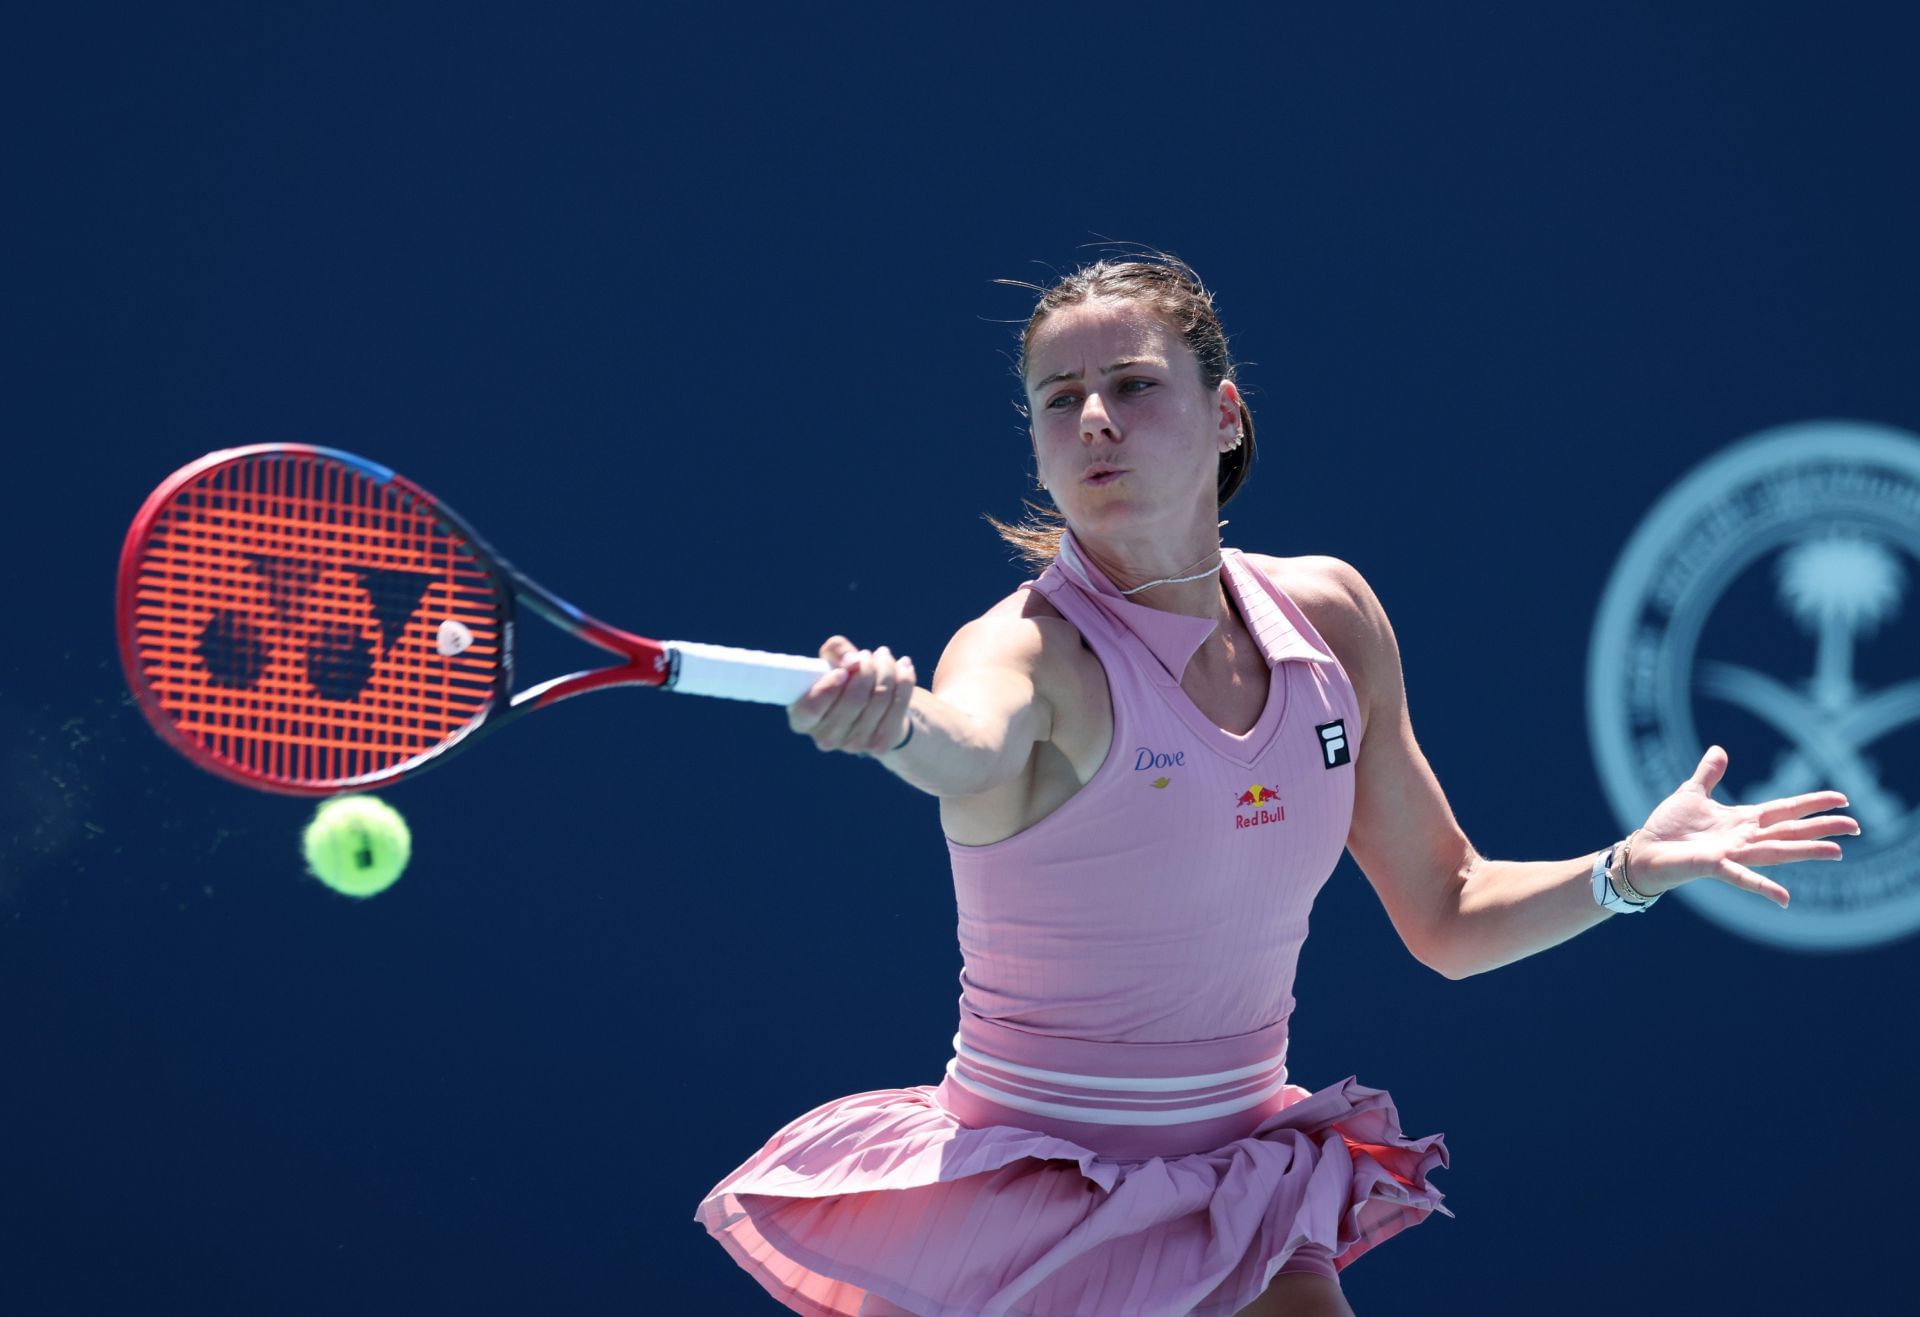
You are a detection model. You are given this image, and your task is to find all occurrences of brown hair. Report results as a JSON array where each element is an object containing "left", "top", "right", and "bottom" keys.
[{"left": 985, "top": 250, "right": 1255, "bottom": 570}]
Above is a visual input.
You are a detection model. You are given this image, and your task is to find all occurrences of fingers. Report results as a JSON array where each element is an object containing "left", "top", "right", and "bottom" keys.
[
  {"left": 1689, "top": 744, "right": 1729, "bottom": 793},
  {"left": 1734, "top": 810, "right": 1862, "bottom": 868},
  {"left": 1753, "top": 814, "right": 1861, "bottom": 843},
  {"left": 842, "top": 646, "right": 901, "bottom": 749},
  {"left": 787, "top": 641, "right": 857, "bottom": 732},
  {"left": 1712, "top": 856, "right": 1792, "bottom": 909},
  {"left": 1753, "top": 790, "right": 1852, "bottom": 827},
  {"left": 878, "top": 656, "right": 917, "bottom": 750},
  {"left": 845, "top": 651, "right": 914, "bottom": 754},
  {"left": 787, "top": 642, "right": 918, "bottom": 754},
  {"left": 1734, "top": 840, "right": 1845, "bottom": 866}
]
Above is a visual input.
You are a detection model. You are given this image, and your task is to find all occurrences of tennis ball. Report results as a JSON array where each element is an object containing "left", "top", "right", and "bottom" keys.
[{"left": 302, "top": 794, "right": 411, "bottom": 898}]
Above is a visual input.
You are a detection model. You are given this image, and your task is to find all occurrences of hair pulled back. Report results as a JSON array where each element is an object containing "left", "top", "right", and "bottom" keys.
[{"left": 986, "top": 250, "right": 1255, "bottom": 570}]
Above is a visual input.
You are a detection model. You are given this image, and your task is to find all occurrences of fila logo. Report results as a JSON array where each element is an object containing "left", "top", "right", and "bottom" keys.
[{"left": 1316, "top": 719, "right": 1351, "bottom": 769}]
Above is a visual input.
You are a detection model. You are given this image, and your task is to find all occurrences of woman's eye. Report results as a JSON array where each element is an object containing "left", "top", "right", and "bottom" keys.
[
  {"left": 1044, "top": 394, "right": 1077, "bottom": 409},
  {"left": 1120, "top": 378, "right": 1154, "bottom": 393}
]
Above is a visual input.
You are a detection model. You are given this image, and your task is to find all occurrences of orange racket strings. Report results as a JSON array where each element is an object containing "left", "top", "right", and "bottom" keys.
[{"left": 125, "top": 450, "right": 504, "bottom": 789}]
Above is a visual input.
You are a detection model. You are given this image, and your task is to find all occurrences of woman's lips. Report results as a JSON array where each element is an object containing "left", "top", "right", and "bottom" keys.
[{"left": 1082, "top": 467, "right": 1126, "bottom": 485}]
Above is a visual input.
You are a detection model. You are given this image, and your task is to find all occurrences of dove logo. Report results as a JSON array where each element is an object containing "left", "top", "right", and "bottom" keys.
[
  {"left": 1588, "top": 421, "right": 1920, "bottom": 951},
  {"left": 1134, "top": 746, "right": 1187, "bottom": 772}
]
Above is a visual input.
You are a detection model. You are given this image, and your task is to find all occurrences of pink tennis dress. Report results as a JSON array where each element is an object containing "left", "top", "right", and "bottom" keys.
[{"left": 695, "top": 533, "right": 1450, "bottom": 1316}]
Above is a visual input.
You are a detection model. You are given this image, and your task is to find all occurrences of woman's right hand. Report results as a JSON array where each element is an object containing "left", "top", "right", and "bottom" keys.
[{"left": 787, "top": 635, "right": 917, "bottom": 756}]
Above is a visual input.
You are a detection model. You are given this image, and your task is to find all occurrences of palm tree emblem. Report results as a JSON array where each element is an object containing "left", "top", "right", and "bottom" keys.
[{"left": 1696, "top": 533, "right": 1912, "bottom": 829}]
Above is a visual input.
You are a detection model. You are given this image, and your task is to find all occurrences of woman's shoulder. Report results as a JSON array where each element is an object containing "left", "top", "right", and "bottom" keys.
[
  {"left": 934, "top": 581, "right": 1090, "bottom": 678},
  {"left": 971, "top": 577, "right": 1072, "bottom": 630},
  {"left": 1237, "top": 551, "right": 1381, "bottom": 697},
  {"left": 1237, "top": 550, "right": 1356, "bottom": 611}
]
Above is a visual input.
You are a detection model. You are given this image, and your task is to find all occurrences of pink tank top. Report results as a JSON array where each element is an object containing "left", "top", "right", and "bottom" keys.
[{"left": 946, "top": 531, "right": 1365, "bottom": 1046}]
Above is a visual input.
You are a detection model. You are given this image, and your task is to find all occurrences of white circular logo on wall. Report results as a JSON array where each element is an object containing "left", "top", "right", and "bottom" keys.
[{"left": 1588, "top": 420, "right": 1920, "bottom": 951}]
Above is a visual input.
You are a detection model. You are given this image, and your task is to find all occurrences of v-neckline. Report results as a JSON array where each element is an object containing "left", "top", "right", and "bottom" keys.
[{"left": 1141, "top": 552, "right": 1289, "bottom": 768}]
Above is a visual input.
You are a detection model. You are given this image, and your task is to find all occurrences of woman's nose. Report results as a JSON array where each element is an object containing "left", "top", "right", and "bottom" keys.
[{"left": 1080, "top": 392, "right": 1121, "bottom": 443}]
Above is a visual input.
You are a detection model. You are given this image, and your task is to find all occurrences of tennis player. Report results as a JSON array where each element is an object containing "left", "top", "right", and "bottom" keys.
[{"left": 696, "top": 253, "right": 1859, "bottom": 1316}]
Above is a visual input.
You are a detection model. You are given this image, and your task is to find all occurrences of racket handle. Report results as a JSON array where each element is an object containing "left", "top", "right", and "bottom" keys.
[{"left": 664, "top": 641, "right": 832, "bottom": 705}]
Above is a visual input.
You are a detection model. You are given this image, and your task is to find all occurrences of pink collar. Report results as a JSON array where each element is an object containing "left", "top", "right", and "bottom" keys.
[{"left": 1052, "top": 530, "right": 1335, "bottom": 681}]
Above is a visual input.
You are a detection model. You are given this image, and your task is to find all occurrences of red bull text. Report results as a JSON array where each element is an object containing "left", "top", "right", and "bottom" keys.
[{"left": 1233, "top": 785, "right": 1285, "bottom": 829}]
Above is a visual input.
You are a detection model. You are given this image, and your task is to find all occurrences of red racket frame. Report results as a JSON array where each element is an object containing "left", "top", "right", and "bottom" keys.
[{"left": 117, "top": 443, "right": 678, "bottom": 795}]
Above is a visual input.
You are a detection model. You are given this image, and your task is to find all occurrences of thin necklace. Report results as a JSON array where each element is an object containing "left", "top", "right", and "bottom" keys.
[{"left": 1118, "top": 543, "right": 1225, "bottom": 595}]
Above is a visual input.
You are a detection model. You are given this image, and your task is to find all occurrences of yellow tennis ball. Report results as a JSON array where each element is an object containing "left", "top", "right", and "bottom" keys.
[{"left": 302, "top": 794, "right": 411, "bottom": 897}]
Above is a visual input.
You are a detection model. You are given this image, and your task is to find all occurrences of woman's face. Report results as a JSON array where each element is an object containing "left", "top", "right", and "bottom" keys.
[{"left": 1024, "top": 298, "right": 1239, "bottom": 542}]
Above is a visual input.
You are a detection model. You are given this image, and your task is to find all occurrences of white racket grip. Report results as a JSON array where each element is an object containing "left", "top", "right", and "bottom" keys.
[{"left": 664, "top": 640, "right": 832, "bottom": 705}]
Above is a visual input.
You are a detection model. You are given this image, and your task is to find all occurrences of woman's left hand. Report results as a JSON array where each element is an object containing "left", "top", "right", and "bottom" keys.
[{"left": 1627, "top": 745, "right": 1861, "bottom": 908}]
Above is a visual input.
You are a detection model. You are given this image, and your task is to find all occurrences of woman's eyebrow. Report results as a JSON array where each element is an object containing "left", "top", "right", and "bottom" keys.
[{"left": 1030, "top": 358, "right": 1162, "bottom": 391}]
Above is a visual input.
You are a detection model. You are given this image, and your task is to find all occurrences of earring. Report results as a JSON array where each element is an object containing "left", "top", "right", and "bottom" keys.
[{"left": 1225, "top": 430, "right": 1244, "bottom": 453}]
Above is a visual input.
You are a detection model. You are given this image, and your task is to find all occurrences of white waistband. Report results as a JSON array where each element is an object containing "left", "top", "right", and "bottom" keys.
[{"left": 945, "top": 1031, "right": 1290, "bottom": 1126}]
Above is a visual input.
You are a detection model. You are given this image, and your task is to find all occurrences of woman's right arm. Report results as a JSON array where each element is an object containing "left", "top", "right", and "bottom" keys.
[{"left": 786, "top": 615, "right": 1055, "bottom": 800}]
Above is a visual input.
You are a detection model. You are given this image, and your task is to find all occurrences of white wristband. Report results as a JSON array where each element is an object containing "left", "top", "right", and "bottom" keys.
[{"left": 1592, "top": 844, "right": 1658, "bottom": 913}]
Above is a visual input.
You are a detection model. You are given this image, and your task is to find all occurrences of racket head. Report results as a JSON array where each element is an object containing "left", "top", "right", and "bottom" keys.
[{"left": 117, "top": 444, "right": 515, "bottom": 794}]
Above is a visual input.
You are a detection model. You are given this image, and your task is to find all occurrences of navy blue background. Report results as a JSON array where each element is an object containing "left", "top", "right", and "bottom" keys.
[{"left": 3, "top": 3, "right": 1916, "bottom": 1312}]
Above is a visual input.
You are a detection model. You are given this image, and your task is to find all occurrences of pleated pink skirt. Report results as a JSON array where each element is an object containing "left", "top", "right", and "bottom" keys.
[{"left": 695, "top": 1009, "right": 1449, "bottom": 1316}]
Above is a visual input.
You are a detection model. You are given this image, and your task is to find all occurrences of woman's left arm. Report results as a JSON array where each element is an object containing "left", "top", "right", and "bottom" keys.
[{"left": 1306, "top": 557, "right": 1861, "bottom": 980}]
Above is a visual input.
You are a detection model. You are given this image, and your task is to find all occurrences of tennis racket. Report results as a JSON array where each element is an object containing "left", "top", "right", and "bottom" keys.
[{"left": 117, "top": 443, "right": 830, "bottom": 795}]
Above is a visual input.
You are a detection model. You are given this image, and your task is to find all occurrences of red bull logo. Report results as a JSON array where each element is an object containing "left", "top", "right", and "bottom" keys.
[{"left": 1234, "top": 784, "right": 1286, "bottom": 829}]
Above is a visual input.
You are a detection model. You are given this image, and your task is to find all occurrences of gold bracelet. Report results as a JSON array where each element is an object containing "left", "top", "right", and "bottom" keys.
[{"left": 1616, "top": 830, "right": 1656, "bottom": 903}]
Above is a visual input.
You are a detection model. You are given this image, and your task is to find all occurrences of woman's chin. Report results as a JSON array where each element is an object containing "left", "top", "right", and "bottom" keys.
[
  {"left": 1059, "top": 507, "right": 1128, "bottom": 541},
  {"left": 1062, "top": 498, "right": 1185, "bottom": 538}
]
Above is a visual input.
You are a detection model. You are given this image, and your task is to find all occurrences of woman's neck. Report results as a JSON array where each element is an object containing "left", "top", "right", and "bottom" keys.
[{"left": 1072, "top": 529, "right": 1231, "bottom": 622}]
